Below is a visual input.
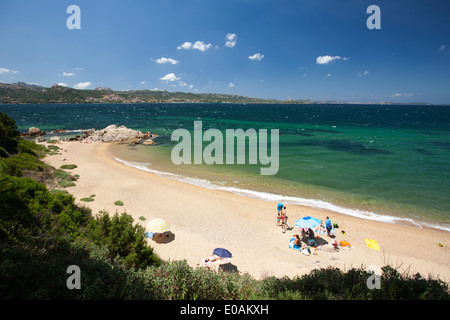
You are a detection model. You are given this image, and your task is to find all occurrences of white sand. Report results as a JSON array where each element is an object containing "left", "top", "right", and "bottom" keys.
[{"left": 43, "top": 141, "right": 450, "bottom": 281}]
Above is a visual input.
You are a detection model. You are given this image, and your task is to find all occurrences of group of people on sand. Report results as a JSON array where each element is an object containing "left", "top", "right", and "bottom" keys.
[
  {"left": 277, "top": 202, "right": 339, "bottom": 254},
  {"left": 276, "top": 203, "right": 289, "bottom": 232},
  {"left": 276, "top": 202, "right": 333, "bottom": 235}
]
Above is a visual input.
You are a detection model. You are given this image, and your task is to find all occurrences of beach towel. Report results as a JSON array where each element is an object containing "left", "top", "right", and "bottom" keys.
[
  {"left": 339, "top": 240, "right": 351, "bottom": 247},
  {"left": 289, "top": 238, "right": 301, "bottom": 250},
  {"left": 365, "top": 238, "right": 381, "bottom": 251},
  {"left": 145, "top": 232, "right": 154, "bottom": 239},
  {"left": 289, "top": 239, "right": 311, "bottom": 255}
]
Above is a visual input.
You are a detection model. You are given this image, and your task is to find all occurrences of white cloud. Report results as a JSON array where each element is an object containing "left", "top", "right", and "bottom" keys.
[
  {"left": 159, "top": 73, "right": 180, "bottom": 82},
  {"left": 225, "top": 33, "right": 237, "bottom": 48},
  {"left": 155, "top": 57, "right": 179, "bottom": 64},
  {"left": 316, "top": 55, "right": 349, "bottom": 64},
  {"left": 189, "top": 84, "right": 194, "bottom": 89},
  {"left": 57, "top": 82, "right": 68, "bottom": 87},
  {"left": 177, "top": 42, "right": 192, "bottom": 50},
  {"left": 177, "top": 41, "right": 212, "bottom": 51},
  {"left": 248, "top": 53, "right": 264, "bottom": 61},
  {"left": 358, "top": 70, "right": 370, "bottom": 77},
  {"left": 325, "top": 73, "right": 332, "bottom": 78},
  {"left": 0, "top": 67, "right": 19, "bottom": 74},
  {"left": 391, "top": 93, "right": 414, "bottom": 98},
  {"left": 439, "top": 44, "right": 446, "bottom": 52},
  {"left": 63, "top": 72, "right": 75, "bottom": 76},
  {"left": 228, "top": 83, "right": 235, "bottom": 87},
  {"left": 140, "top": 81, "right": 146, "bottom": 85},
  {"left": 73, "top": 81, "right": 92, "bottom": 89}
]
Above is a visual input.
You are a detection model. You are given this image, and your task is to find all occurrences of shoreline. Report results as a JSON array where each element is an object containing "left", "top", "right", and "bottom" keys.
[
  {"left": 42, "top": 141, "right": 450, "bottom": 281},
  {"left": 109, "top": 145, "right": 450, "bottom": 234},
  {"left": 109, "top": 144, "right": 450, "bottom": 232}
]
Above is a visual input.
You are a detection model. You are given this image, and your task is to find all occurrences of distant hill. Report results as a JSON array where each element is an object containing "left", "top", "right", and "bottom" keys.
[
  {"left": 0, "top": 82, "right": 311, "bottom": 104},
  {"left": 0, "top": 82, "right": 437, "bottom": 105}
]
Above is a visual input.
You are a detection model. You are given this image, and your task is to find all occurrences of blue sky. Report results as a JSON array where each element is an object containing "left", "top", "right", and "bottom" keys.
[{"left": 1, "top": 0, "right": 449, "bottom": 104}]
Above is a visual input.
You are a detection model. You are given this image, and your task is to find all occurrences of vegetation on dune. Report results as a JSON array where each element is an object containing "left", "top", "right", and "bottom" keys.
[{"left": 0, "top": 111, "right": 448, "bottom": 300}]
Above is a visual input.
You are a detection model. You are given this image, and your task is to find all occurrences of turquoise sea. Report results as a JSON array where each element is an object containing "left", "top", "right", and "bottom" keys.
[{"left": 1, "top": 103, "right": 449, "bottom": 231}]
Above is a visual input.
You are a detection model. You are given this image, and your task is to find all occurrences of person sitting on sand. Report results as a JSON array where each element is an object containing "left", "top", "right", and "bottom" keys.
[
  {"left": 301, "top": 228, "right": 308, "bottom": 242},
  {"left": 308, "top": 228, "right": 315, "bottom": 239},
  {"left": 293, "top": 234, "right": 302, "bottom": 247},
  {"left": 314, "top": 221, "right": 326, "bottom": 235}
]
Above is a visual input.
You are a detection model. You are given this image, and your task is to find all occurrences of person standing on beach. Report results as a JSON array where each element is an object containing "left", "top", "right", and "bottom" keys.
[
  {"left": 276, "top": 203, "right": 283, "bottom": 227},
  {"left": 325, "top": 216, "right": 332, "bottom": 237},
  {"left": 281, "top": 206, "right": 287, "bottom": 233}
]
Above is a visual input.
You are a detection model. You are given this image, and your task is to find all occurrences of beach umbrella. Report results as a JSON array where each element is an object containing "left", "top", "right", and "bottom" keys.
[
  {"left": 146, "top": 218, "right": 170, "bottom": 234},
  {"left": 295, "top": 216, "right": 321, "bottom": 229},
  {"left": 212, "top": 248, "right": 232, "bottom": 258}
]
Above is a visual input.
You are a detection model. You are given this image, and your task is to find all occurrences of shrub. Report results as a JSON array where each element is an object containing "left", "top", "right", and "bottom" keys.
[
  {"left": 114, "top": 200, "right": 124, "bottom": 206},
  {"left": 60, "top": 164, "right": 77, "bottom": 170},
  {"left": 80, "top": 197, "right": 94, "bottom": 202},
  {"left": 0, "top": 174, "right": 91, "bottom": 242},
  {"left": 1, "top": 152, "right": 45, "bottom": 176},
  {"left": 142, "top": 260, "right": 258, "bottom": 300},
  {"left": 87, "top": 211, "right": 161, "bottom": 269},
  {"left": 0, "top": 112, "right": 20, "bottom": 154},
  {"left": 52, "top": 169, "right": 77, "bottom": 188}
]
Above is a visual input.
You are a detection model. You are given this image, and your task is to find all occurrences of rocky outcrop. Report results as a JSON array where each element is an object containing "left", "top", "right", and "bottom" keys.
[
  {"left": 21, "top": 127, "right": 46, "bottom": 137},
  {"left": 83, "top": 125, "right": 153, "bottom": 143}
]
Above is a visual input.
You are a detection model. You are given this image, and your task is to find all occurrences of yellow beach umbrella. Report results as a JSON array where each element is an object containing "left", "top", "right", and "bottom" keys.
[{"left": 146, "top": 218, "right": 170, "bottom": 234}]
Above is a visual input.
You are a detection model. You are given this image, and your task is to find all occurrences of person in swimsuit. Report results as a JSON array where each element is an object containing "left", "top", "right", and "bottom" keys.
[
  {"left": 276, "top": 203, "right": 283, "bottom": 227},
  {"left": 281, "top": 206, "right": 287, "bottom": 232}
]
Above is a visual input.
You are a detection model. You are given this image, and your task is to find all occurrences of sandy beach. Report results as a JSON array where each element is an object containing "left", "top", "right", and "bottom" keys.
[{"left": 42, "top": 141, "right": 450, "bottom": 282}]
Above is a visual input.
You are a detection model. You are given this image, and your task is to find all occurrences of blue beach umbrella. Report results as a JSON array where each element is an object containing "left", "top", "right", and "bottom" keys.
[
  {"left": 213, "top": 248, "right": 232, "bottom": 258},
  {"left": 295, "top": 216, "right": 321, "bottom": 229}
]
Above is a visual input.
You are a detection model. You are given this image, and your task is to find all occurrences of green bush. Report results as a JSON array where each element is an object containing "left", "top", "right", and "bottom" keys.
[
  {"left": 0, "top": 112, "right": 20, "bottom": 154},
  {"left": 52, "top": 169, "right": 77, "bottom": 188},
  {"left": 80, "top": 197, "right": 94, "bottom": 202},
  {"left": 0, "top": 238, "right": 152, "bottom": 299},
  {"left": 18, "top": 138, "right": 46, "bottom": 158},
  {"left": 114, "top": 200, "right": 124, "bottom": 206},
  {"left": 60, "top": 164, "right": 77, "bottom": 170},
  {"left": 87, "top": 211, "right": 161, "bottom": 269},
  {"left": 0, "top": 152, "right": 45, "bottom": 176},
  {"left": 0, "top": 146, "right": 8, "bottom": 158},
  {"left": 142, "top": 260, "right": 257, "bottom": 300},
  {"left": 0, "top": 174, "right": 91, "bottom": 242}
]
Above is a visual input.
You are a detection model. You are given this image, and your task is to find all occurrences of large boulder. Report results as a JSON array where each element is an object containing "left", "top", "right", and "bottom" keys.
[
  {"left": 27, "top": 127, "right": 44, "bottom": 136},
  {"left": 84, "top": 125, "right": 152, "bottom": 143}
]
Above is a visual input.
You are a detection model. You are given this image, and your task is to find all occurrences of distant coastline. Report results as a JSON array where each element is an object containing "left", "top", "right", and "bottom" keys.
[{"left": 0, "top": 82, "right": 442, "bottom": 106}]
